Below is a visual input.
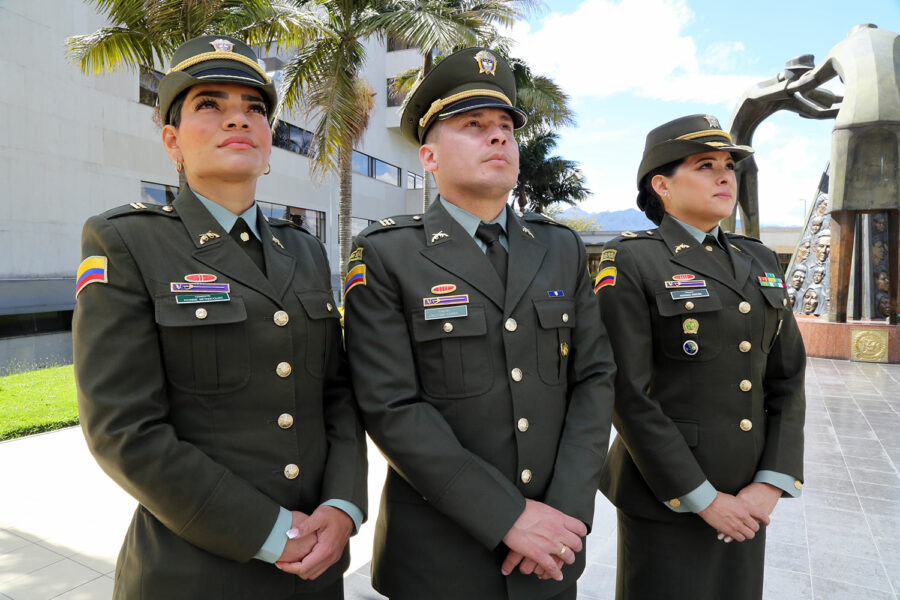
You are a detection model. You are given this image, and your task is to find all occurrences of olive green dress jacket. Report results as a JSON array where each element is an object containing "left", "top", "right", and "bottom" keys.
[
  {"left": 344, "top": 201, "right": 616, "bottom": 600},
  {"left": 597, "top": 215, "right": 805, "bottom": 522},
  {"left": 73, "top": 187, "right": 367, "bottom": 600}
]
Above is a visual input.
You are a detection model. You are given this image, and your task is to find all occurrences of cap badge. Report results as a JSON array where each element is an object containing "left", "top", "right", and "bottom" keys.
[
  {"left": 210, "top": 39, "right": 235, "bottom": 53},
  {"left": 704, "top": 115, "right": 721, "bottom": 129},
  {"left": 474, "top": 50, "right": 497, "bottom": 76}
]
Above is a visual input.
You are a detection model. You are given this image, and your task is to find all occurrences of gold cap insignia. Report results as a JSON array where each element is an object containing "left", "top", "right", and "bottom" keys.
[
  {"left": 474, "top": 50, "right": 497, "bottom": 75},
  {"left": 704, "top": 115, "right": 721, "bottom": 129},
  {"left": 210, "top": 39, "right": 234, "bottom": 52}
]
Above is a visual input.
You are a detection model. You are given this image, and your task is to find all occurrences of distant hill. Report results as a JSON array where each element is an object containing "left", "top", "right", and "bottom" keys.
[{"left": 560, "top": 206, "right": 654, "bottom": 231}]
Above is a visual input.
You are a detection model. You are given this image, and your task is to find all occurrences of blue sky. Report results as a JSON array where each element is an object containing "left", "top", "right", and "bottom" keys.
[{"left": 507, "top": 0, "right": 900, "bottom": 226}]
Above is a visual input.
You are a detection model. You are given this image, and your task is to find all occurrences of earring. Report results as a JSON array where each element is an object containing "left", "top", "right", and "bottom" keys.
[
  {"left": 263, "top": 164, "right": 271, "bottom": 175},
  {"left": 175, "top": 161, "right": 183, "bottom": 173}
]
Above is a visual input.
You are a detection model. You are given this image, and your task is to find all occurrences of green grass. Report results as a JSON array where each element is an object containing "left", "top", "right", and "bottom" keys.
[{"left": 0, "top": 365, "right": 79, "bottom": 441}]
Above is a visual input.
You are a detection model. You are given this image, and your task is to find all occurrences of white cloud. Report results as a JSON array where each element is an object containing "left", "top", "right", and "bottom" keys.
[{"left": 510, "top": 0, "right": 764, "bottom": 104}]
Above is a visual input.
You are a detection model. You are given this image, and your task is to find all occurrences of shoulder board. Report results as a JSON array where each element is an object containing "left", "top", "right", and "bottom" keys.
[
  {"left": 614, "top": 229, "right": 661, "bottom": 242},
  {"left": 104, "top": 202, "right": 179, "bottom": 219},
  {"left": 359, "top": 215, "right": 424, "bottom": 236},
  {"left": 267, "top": 217, "right": 311, "bottom": 234},
  {"left": 522, "top": 212, "right": 567, "bottom": 227},
  {"left": 725, "top": 232, "right": 764, "bottom": 244}
]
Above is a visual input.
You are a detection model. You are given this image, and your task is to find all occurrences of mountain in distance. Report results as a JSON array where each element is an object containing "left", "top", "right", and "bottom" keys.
[{"left": 560, "top": 206, "right": 654, "bottom": 231}]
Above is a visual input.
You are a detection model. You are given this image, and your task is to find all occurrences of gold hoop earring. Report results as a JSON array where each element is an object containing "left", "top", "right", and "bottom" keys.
[
  {"left": 175, "top": 161, "right": 183, "bottom": 173},
  {"left": 263, "top": 164, "right": 271, "bottom": 175}
]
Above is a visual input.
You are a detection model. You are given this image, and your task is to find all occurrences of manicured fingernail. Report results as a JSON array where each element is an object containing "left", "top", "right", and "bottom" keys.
[
  {"left": 717, "top": 533, "right": 724, "bottom": 540},
  {"left": 286, "top": 528, "right": 300, "bottom": 539}
]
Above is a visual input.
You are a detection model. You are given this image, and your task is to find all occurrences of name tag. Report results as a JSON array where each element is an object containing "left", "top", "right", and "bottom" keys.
[
  {"left": 175, "top": 293, "right": 230, "bottom": 304},
  {"left": 424, "top": 305, "right": 468, "bottom": 320},
  {"left": 670, "top": 289, "right": 710, "bottom": 300}
]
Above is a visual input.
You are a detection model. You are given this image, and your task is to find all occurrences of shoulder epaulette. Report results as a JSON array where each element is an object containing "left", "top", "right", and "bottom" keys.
[
  {"left": 614, "top": 229, "right": 662, "bottom": 242},
  {"left": 359, "top": 215, "right": 424, "bottom": 236},
  {"left": 104, "top": 202, "right": 179, "bottom": 219},
  {"left": 725, "top": 232, "right": 764, "bottom": 244},
  {"left": 522, "top": 211, "right": 567, "bottom": 227},
  {"left": 267, "top": 217, "right": 311, "bottom": 234}
]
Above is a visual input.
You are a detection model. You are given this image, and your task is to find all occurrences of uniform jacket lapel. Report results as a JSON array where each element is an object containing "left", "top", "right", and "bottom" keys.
[
  {"left": 658, "top": 215, "right": 747, "bottom": 297},
  {"left": 504, "top": 208, "right": 547, "bottom": 313},
  {"left": 419, "top": 199, "right": 505, "bottom": 309},
  {"left": 258, "top": 213, "right": 296, "bottom": 301},
  {"left": 173, "top": 187, "right": 283, "bottom": 306}
]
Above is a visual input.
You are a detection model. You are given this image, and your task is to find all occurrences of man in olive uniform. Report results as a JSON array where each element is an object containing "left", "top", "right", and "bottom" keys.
[
  {"left": 343, "top": 48, "right": 616, "bottom": 600},
  {"left": 73, "top": 36, "right": 366, "bottom": 599}
]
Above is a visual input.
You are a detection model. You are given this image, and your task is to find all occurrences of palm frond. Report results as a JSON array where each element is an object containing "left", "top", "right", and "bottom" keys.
[
  {"left": 65, "top": 27, "right": 167, "bottom": 74},
  {"left": 222, "top": 1, "right": 322, "bottom": 50}
]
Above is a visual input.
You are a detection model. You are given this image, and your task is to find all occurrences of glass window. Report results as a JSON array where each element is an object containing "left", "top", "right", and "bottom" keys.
[
  {"left": 273, "top": 120, "right": 313, "bottom": 157},
  {"left": 374, "top": 159, "right": 400, "bottom": 186},
  {"left": 0, "top": 311, "right": 73, "bottom": 340},
  {"left": 139, "top": 67, "right": 163, "bottom": 107},
  {"left": 407, "top": 172, "right": 424, "bottom": 189},
  {"left": 352, "top": 151, "right": 371, "bottom": 177},
  {"left": 141, "top": 181, "right": 178, "bottom": 205},
  {"left": 258, "top": 201, "right": 326, "bottom": 243}
]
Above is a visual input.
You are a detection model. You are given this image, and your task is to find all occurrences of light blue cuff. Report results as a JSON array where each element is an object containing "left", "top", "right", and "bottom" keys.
[
  {"left": 253, "top": 506, "right": 292, "bottom": 563},
  {"left": 754, "top": 470, "right": 802, "bottom": 498},
  {"left": 322, "top": 499, "right": 364, "bottom": 534},
  {"left": 664, "top": 480, "right": 717, "bottom": 513}
]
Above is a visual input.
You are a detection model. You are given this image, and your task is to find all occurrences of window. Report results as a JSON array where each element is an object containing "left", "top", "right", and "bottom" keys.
[
  {"left": 141, "top": 181, "right": 178, "bottom": 205},
  {"left": 386, "top": 77, "right": 404, "bottom": 107},
  {"left": 258, "top": 201, "right": 326, "bottom": 243},
  {"left": 352, "top": 151, "right": 370, "bottom": 177},
  {"left": 139, "top": 67, "right": 164, "bottom": 107},
  {"left": 352, "top": 151, "right": 401, "bottom": 187},
  {"left": 0, "top": 311, "right": 73, "bottom": 340},
  {"left": 407, "top": 172, "right": 424, "bottom": 189},
  {"left": 273, "top": 120, "right": 313, "bottom": 156}
]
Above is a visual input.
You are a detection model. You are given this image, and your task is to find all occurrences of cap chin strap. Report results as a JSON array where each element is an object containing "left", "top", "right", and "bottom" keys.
[
  {"left": 419, "top": 89, "right": 512, "bottom": 128},
  {"left": 168, "top": 50, "right": 271, "bottom": 83}
]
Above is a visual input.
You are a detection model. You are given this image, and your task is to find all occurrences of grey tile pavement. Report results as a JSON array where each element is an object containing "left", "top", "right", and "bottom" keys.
[{"left": 0, "top": 358, "right": 897, "bottom": 599}]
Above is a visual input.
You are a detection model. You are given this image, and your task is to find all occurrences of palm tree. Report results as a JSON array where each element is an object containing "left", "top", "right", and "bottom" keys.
[
  {"left": 509, "top": 56, "right": 573, "bottom": 142},
  {"left": 513, "top": 131, "right": 589, "bottom": 213},
  {"left": 278, "top": 0, "right": 515, "bottom": 287}
]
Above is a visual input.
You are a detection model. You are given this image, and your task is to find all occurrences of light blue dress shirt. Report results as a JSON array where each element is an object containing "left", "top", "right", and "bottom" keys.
[
  {"left": 194, "top": 193, "right": 364, "bottom": 562},
  {"left": 440, "top": 197, "right": 508, "bottom": 251},
  {"left": 663, "top": 217, "right": 802, "bottom": 514}
]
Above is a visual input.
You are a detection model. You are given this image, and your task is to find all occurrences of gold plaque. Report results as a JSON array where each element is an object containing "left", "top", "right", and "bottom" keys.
[{"left": 850, "top": 329, "right": 888, "bottom": 363}]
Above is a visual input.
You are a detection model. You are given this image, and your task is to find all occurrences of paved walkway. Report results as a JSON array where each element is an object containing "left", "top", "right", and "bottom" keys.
[{"left": 1, "top": 358, "right": 898, "bottom": 599}]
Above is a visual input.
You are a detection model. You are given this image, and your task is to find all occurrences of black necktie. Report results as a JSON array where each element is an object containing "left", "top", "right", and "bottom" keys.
[
  {"left": 230, "top": 217, "right": 266, "bottom": 275},
  {"left": 475, "top": 223, "right": 508, "bottom": 283},
  {"left": 704, "top": 234, "right": 732, "bottom": 277}
]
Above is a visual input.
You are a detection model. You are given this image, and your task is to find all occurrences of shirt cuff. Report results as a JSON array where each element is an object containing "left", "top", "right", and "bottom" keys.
[
  {"left": 663, "top": 480, "right": 717, "bottom": 513},
  {"left": 754, "top": 470, "right": 803, "bottom": 497},
  {"left": 322, "top": 499, "right": 364, "bottom": 534},
  {"left": 253, "top": 506, "right": 292, "bottom": 563}
]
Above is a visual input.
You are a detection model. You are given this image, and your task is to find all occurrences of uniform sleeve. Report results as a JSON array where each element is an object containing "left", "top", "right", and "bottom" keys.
[
  {"left": 344, "top": 236, "right": 525, "bottom": 550},
  {"left": 542, "top": 233, "right": 616, "bottom": 529},
  {"left": 596, "top": 242, "right": 709, "bottom": 502},
  {"left": 73, "top": 216, "right": 279, "bottom": 563},
  {"left": 757, "top": 249, "right": 806, "bottom": 484},
  {"left": 314, "top": 242, "right": 369, "bottom": 519}
]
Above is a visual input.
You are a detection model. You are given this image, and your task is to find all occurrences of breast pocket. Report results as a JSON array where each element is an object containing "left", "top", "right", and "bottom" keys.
[
  {"left": 296, "top": 290, "right": 341, "bottom": 377},
  {"left": 155, "top": 296, "right": 249, "bottom": 394},
  {"left": 409, "top": 304, "right": 492, "bottom": 398},
  {"left": 533, "top": 299, "right": 575, "bottom": 385},
  {"left": 759, "top": 287, "right": 789, "bottom": 354},
  {"left": 654, "top": 292, "right": 722, "bottom": 361}
]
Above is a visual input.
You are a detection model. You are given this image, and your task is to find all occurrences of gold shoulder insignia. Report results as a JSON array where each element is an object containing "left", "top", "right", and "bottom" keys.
[
  {"left": 379, "top": 218, "right": 397, "bottom": 227},
  {"left": 130, "top": 202, "right": 147, "bottom": 210},
  {"left": 348, "top": 247, "right": 364, "bottom": 263},
  {"left": 622, "top": 231, "right": 637, "bottom": 238}
]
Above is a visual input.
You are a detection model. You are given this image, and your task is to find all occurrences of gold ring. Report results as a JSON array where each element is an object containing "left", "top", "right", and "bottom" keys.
[{"left": 558, "top": 545, "right": 568, "bottom": 557}]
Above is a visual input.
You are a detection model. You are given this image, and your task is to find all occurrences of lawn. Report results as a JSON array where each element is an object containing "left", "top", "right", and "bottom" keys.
[{"left": 0, "top": 365, "right": 79, "bottom": 441}]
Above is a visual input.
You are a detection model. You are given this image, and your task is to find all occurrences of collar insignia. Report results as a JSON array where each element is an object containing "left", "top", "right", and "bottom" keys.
[
  {"left": 431, "top": 231, "right": 449, "bottom": 243},
  {"left": 674, "top": 243, "right": 690, "bottom": 254},
  {"left": 522, "top": 226, "right": 534, "bottom": 239},
  {"left": 272, "top": 236, "right": 284, "bottom": 249},
  {"left": 199, "top": 231, "right": 221, "bottom": 245}
]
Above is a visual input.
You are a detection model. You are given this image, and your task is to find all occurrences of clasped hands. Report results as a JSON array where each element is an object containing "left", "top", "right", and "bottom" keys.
[
  {"left": 274, "top": 505, "right": 354, "bottom": 580},
  {"left": 698, "top": 482, "right": 782, "bottom": 544},
  {"left": 500, "top": 499, "right": 587, "bottom": 582}
]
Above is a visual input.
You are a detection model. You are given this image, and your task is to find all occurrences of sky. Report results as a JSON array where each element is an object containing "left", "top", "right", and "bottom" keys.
[{"left": 506, "top": 0, "right": 900, "bottom": 226}]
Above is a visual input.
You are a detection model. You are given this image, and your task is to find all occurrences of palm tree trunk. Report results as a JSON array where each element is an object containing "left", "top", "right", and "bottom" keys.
[{"left": 338, "top": 143, "right": 353, "bottom": 296}]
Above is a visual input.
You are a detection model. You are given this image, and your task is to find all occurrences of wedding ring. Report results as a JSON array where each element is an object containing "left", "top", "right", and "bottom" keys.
[{"left": 558, "top": 545, "right": 569, "bottom": 557}]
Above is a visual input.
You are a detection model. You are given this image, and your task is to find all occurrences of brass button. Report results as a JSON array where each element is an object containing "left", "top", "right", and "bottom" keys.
[
  {"left": 284, "top": 464, "right": 300, "bottom": 479},
  {"left": 511, "top": 368, "right": 523, "bottom": 382},
  {"left": 794, "top": 480, "right": 803, "bottom": 490},
  {"left": 412, "top": 215, "right": 422, "bottom": 221},
  {"left": 739, "top": 419, "right": 753, "bottom": 432},
  {"left": 443, "top": 322, "right": 454, "bottom": 333},
  {"left": 273, "top": 311, "right": 289, "bottom": 326},
  {"left": 562, "top": 313, "right": 569, "bottom": 323},
  {"left": 783, "top": 298, "right": 788, "bottom": 307},
  {"left": 505, "top": 318, "right": 518, "bottom": 332},
  {"left": 669, "top": 498, "right": 681, "bottom": 508},
  {"left": 684, "top": 301, "right": 695, "bottom": 310},
  {"left": 520, "top": 469, "right": 532, "bottom": 484},
  {"left": 517, "top": 418, "right": 529, "bottom": 432},
  {"left": 739, "top": 341, "right": 751, "bottom": 353},
  {"left": 705, "top": 245, "right": 713, "bottom": 252},
  {"left": 195, "top": 308, "right": 208, "bottom": 320},
  {"left": 240, "top": 232, "right": 250, "bottom": 242},
  {"left": 739, "top": 301, "right": 751, "bottom": 314},
  {"left": 277, "top": 413, "right": 294, "bottom": 429},
  {"left": 276, "top": 362, "right": 292, "bottom": 378},
  {"left": 739, "top": 379, "right": 752, "bottom": 392},
  {"left": 326, "top": 302, "right": 334, "bottom": 312},
  {"left": 162, "top": 205, "right": 174, "bottom": 212}
]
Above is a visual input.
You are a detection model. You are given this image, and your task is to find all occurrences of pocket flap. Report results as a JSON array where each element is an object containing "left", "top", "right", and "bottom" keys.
[
  {"left": 760, "top": 286, "right": 789, "bottom": 309},
  {"left": 296, "top": 290, "right": 340, "bottom": 320},
  {"left": 410, "top": 304, "right": 486, "bottom": 342},
  {"left": 655, "top": 291, "right": 722, "bottom": 317},
  {"left": 533, "top": 299, "right": 575, "bottom": 329},
  {"left": 154, "top": 295, "right": 247, "bottom": 327}
]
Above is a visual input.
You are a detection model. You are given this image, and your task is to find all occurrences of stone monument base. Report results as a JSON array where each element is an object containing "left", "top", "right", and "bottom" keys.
[{"left": 795, "top": 316, "right": 900, "bottom": 363}]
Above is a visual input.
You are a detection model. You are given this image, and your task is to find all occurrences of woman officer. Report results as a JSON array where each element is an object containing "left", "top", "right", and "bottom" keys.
[
  {"left": 594, "top": 114, "right": 805, "bottom": 599},
  {"left": 73, "top": 35, "right": 366, "bottom": 600}
]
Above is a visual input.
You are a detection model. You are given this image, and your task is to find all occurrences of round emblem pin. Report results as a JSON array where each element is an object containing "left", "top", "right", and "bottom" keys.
[
  {"left": 682, "top": 318, "right": 699, "bottom": 335},
  {"left": 683, "top": 340, "right": 699, "bottom": 356}
]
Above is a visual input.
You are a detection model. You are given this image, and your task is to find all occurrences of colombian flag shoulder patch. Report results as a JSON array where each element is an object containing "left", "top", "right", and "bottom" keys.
[
  {"left": 343, "top": 264, "right": 366, "bottom": 296},
  {"left": 75, "top": 256, "right": 108, "bottom": 298},
  {"left": 593, "top": 266, "right": 617, "bottom": 294}
]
